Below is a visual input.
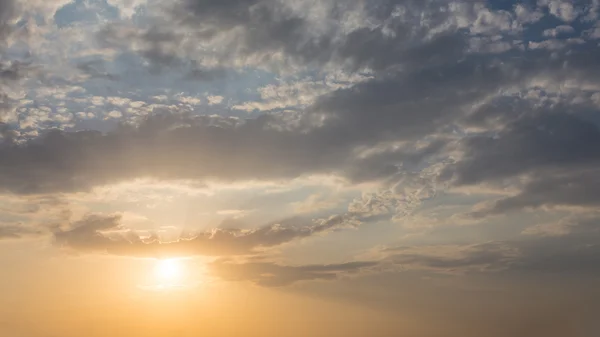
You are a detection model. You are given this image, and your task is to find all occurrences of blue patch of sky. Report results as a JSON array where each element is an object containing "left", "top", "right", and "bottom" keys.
[{"left": 81, "top": 54, "right": 277, "bottom": 100}]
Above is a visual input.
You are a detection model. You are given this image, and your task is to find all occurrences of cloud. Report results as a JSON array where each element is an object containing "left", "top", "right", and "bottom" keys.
[
  {"left": 207, "top": 223, "right": 600, "bottom": 286},
  {"left": 0, "top": 0, "right": 17, "bottom": 42},
  {"left": 232, "top": 76, "right": 368, "bottom": 112},
  {"left": 4, "top": 38, "right": 600, "bottom": 222},
  {"left": 75, "top": 59, "right": 119, "bottom": 81},
  {"left": 543, "top": 25, "right": 575, "bottom": 37},
  {"left": 291, "top": 193, "right": 343, "bottom": 214},
  {"left": 206, "top": 95, "right": 224, "bottom": 105},
  {"left": 215, "top": 209, "right": 254, "bottom": 218},
  {"left": 448, "top": 113, "right": 600, "bottom": 185},
  {"left": 522, "top": 214, "right": 600, "bottom": 237},
  {"left": 0, "top": 0, "right": 26, "bottom": 117},
  {"left": 106, "top": 0, "right": 147, "bottom": 18},
  {"left": 0, "top": 107, "right": 446, "bottom": 194},
  {"left": 539, "top": 0, "right": 580, "bottom": 22},
  {"left": 90, "top": 0, "right": 591, "bottom": 81},
  {"left": 209, "top": 259, "right": 377, "bottom": 287},
  {"left": 3, "top": 1, "right": 599, "bottom": 201},
  {"left": 380, "top": 242, "right": 520, "bottom": 274},
  {"left": 0, "top": 224, "right": 43, "bottom": 239},
  {"left": 53, "top": 213, "right": 359, "bottom": 257},
  {"left": 444, "top": 110, "right": 600, "bottom": 214},
  {"left": 489, "top": 169, "right": 600, "bottom": 213},
  {"left": 93, "top": 0, "right": 484, "bottom": 74}
]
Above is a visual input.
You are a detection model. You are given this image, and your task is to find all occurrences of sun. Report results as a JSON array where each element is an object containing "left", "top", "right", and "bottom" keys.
[{"left": 154, "top": 259, "right": 183, "bottom": 284}]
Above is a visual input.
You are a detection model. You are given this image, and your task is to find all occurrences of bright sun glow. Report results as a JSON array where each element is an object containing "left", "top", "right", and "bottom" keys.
[{"left": 154, "top": 259, "right": 183, "bottom": 284}]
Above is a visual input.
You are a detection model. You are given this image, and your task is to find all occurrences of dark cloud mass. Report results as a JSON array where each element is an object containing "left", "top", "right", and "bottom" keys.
[{"left": 2, "top": 1, "right": 600, "bottom": 207}]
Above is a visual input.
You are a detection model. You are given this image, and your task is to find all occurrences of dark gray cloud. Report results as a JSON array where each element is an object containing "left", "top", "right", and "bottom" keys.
[
  {"left": 0, "top": 0, "right": 26, "bottom": 117},
  {"left": 100, "top": 0, "right": 336, "bottom": 72},
  {"left": 0, "top": 58, "right": 35, "bottom": 117},
  {"left": 0, "top": 60, "right": 25, "bottom": 81},
  {"left": 98, "top": 0, "right": 477, "bottom": 74},
  {"left": 490, "top": 169, "right": 600, "bottom": 212},
  {"left": 75, "top": 59, "right": 119, "bottom": 81},
  {"left": 444, "top": 106, "right": 600, "bottom": 213},
  {"left": 305, "top": 52, "right": 533, "bottom": 146},
  {"left": 176, "top": 0, "right": 335, "bottom": 67},
  {"left": 523, "top": 213, "right": 600, "bottom": 237},
  {"left": 209, "top": 259, "right": 377, "bottom": 287},
  {"left": 0, "top": 110, "right": 444, "bottom": 194},
  {"left": 6, "top": 0, "right": 599, "bottom": 200},
  {"left": 0, "top": 0, "right": 16, "bottom": 42},
  {"left": 54, "top": 213, "right": 358, "bottom": 257},
  {"left": 299, "top": 38, "right": 600, "bottom": 170},
  {"left": 2, "top": 42, "right": 600, "bottom": 202},
  {"left": 184, "top": 65, "right": 227, "bottom": 81},
  {"left": 0, "top": 114, "right": 326, "bottom": 194},
  {"left": 96, "top": 0, "right": 599, "bottom": 78},
  {"left": 448, "top": 112, "right": 600, "bottom": 186}
]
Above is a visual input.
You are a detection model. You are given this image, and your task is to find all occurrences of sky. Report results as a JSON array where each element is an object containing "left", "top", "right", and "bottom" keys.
[{"left": 1, "top": 0, "right": 600, "bottom": 336}]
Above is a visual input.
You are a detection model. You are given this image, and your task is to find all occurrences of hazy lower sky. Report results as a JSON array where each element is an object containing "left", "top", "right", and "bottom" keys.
[{"left": 1, "top": 0, "right": 600, "bottom": 336}]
